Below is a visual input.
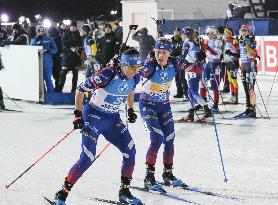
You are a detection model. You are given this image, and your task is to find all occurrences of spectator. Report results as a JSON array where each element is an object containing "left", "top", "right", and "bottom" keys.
[
  {"left": 0, "top": 86, "right": 4, "bottom": 110},
  {"left": 171, "top": 27, "right": 188, "bottom": 99},
  {"left": 96, "top": 23, "right": 120, "bottom": 68},
  {"left": 48, "top": 26, "right": 63, "bottom": 91},
  {"left": 0, "top": 22, "right": 8, "bottom": 43},
  {"left": 57, "top": 21, "right": 83, "bottom": 93},
  {"left": 80, "top": 24, "right": 96, "bottom": 78},
  {"left": 27, "top": 25, "right": 37, "bottom": 43},
  {"left": 132, "top": 27, "right": 155, "bottom": 61},
  {"left": 114, "top": 22, "right": 123, "bottom": 44},
  {"left": 4, "top": 23, "right": 28, "bottom": 45},
  {"left": 58, "top": 22, "right": 67, "bottom": 37},
  {"left": 31, "top": 25, "right": 58, "bottom": 92},
  {"left": 0, "top": 54, "right": 4, "bottom": 110},
  {"left": 96, "top": 22, "right": 106, "bottom": 38}
]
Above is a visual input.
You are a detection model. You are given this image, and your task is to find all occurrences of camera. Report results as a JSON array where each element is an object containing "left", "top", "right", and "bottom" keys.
[
  {"left": 156, "top": 19, "right": 165, "bottom": 25},
  {"left": 129, "top": 25, "right": 138, "bottom": 30}
]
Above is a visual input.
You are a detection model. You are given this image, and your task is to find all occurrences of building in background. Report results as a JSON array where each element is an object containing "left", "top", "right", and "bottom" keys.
[{"left": 121, "top": 0, "right": 254, "bottom": 45}]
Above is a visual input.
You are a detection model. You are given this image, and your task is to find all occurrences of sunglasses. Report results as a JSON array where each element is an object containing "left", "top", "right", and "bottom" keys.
[
  {"left": 241, "top": 29, "right": 248, "bottom": 32},
  {"left": 127, "top": 66, "right": 140, "bottom": 71}
]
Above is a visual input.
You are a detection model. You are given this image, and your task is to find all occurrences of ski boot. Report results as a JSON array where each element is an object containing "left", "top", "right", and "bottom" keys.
[
  {"left": 173, "top": 93, "right": 183, "bottom": 98},
  {"left": 119, "top": 177, "right": 143, "bottom": 205},
  {"left": 197, "top": 105, "right": 212, "bottom": 121},
  {"left": 194, "top": 104, "right": 202, "bottom": 111},
  {"left": 204, "top": 105, "right": 212, "bottom": 117},
  {"left": 183, "top": 94, "right": 189, "bottom": 102},
  {"left": 222, "top": 84, "right": 230, "bottom": 93},
  {"left": 162, "top": 164, "right": 188, "bottom": 189},
  {"left": 144, "top": 164, "right": 163, "bottom": 192},
  {"left": 247, "top": 107, "right": 256, "bottom": 118},
  {"left": 0, "top": 99, "right": 5, "bottom": 110},
  {"left": 53, "top": 178, "right": 73, "bottom": 205},
  {"left": 226, "top": 94, "right": 238, "bottom": 104},
  {"left": 182, "top": 109, "right": 194, "bottom": 122},
  {"left": 212, "top": 103, "right": 219, "bottom": 113}
]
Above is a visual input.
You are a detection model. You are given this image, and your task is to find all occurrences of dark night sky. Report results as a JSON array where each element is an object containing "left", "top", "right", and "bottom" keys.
[{"left": 0, "top": 0, "right": 121, "bottom": 21}]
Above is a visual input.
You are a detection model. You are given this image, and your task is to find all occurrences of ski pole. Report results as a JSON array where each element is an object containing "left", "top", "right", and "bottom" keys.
[
  {"left": 5, "top": 128, "right": 75, "bottom": 189},
  {"left": 91, "top": 143, "right": 111, "bottom": 164},
  {"left": 200, "top": 79, "right": 228, "bottom": 182},
  {"left": 266, "top": 66, "right": 278, "bottom": 107},
  {"left": 2, "top": 90, "right": 24, "bottom": 111},
  {"left": 207, "top": 91, "right": 228, "bottom": 182},
  {"left": 213, "top": 74, "right": 228, "bottom": 114},
  {"left": 255, "top": 80, "right": 270, "bottom": 120},
  {"left": 255, "top": 104, "right": 264, "bottom": 118},
  {"left": 125, "top": 104, "right": 129, "bottom": 128}
]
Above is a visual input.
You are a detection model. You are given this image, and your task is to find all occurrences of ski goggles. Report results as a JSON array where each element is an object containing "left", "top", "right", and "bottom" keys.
[
  {"left": 224, "top": 28, "right": 233, "bottom": 35},
  {"left": 241, "top": 29, "right": 249, "bottom": 33},
  {"left": 127, "top": 65, "right": 140, "bottom": 71},
  {"left": 36, "top": 27, "right": 45, "bottom": 33},
  {"left": 121, "top": 54, "right": 142, "bottom": 67}
]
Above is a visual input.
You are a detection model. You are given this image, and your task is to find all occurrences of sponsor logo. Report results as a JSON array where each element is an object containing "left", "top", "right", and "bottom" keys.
[
  {"left": 166, "top": 132, "right": 175, "bottom": 141},
  {"left": 83, "top": 145, "right": 95, "bottom": 161},
  {"left": 121, "top": 126, "right": 128, "bottom": 133},
  {"left": 82, "top": 130, "right": 97, "bottom": 142},
  {"left": 123, "top": 153, "right": 129, "bottom": 158},
  {"left": 128, "top": 140, "right": 135, "bottom": 150},
  {"left": 118, "top": 82, "right": 129, "bottom": 93},
  {"left": 144, "top": 114, "right": 158, "bottom": 120},
  {"left": 152, "top": 127, "right": 163, "bottom": 136},
  {"left": 88, "top": 114, "right": 101, "bottom": 119},
  {"left": 163, "top": 117, "right": 173, "bottom": 126},
  {"left": 94, "top": 75, "right": 102, "bottom": 84}
]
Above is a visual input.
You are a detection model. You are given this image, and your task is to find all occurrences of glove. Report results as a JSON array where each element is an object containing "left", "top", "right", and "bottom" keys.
[
  {"left": 196, "top": 50, "right": 206, "bottom": 61},
  {"left": 225, "top": 50, "right": 233, "bottom": 55},
  {"left": 43, "top": 48, "right": 51, "bottom": 53},
  {"left": 225, "top": 50, "right": 240, "bottom": 58},
  {"left": 73, "top": 109, "right": 84, "bottom": 129},
  {"left": 128, "top": 108, "right": 137, "bottom": 123}
]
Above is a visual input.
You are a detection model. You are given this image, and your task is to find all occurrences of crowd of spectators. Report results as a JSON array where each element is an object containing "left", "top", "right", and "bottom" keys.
[{"left": 0, "top": 19, "right": 123, "bottom": 96}]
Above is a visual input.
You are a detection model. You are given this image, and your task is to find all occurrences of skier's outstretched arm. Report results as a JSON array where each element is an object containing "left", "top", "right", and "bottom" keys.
[
  {"left": 127, "top": 90, "right": 135, "bottom": 109},
  {"left": 75, "top": 90, "right": 84, "bottom": 111}
]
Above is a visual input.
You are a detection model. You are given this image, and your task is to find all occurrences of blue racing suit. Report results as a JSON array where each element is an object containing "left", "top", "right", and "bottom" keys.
[
  {"left": 137, "top": 59, "right": 176, "bottom": 166},
  {"left": 67, "top": 67, "right": 140, "bottom": 184},
  {"left": 31, "top": 35, "right": 58, "bottom": 92}
]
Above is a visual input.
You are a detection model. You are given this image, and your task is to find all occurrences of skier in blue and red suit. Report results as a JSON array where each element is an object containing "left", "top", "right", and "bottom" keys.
[
  {"left": 52, "top": 48, "right": 144, "bottom": 205},
  {"left": 131, "top": 38, "right": 189, "bottom": 191},
  {"left": 178, "top": 27, "right": 211, "bottom": 121}
]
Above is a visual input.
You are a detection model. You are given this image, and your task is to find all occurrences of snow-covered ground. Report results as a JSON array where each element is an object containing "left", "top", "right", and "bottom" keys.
[{"left": 1, "top": 74, "right": 278, "bottom": 205}]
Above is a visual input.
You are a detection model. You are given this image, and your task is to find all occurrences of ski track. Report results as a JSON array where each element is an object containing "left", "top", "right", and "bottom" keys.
[{"left": 1, "top": 76, "right": 278, "bottom": 205}]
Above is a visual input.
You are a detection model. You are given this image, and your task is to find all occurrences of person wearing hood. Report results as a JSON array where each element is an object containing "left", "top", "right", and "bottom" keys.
[
  {"left": 48, "top": 26, "right": 63, "bottom": 91},
  {"left": 57, "top": 21, "right": 83, "bottom": 93},
  {"left": 3, "top": 23, "right": 28, "bottom": 45},
  {"left": 96, "top": 23, "right": 120, "bottom": 68},
  {"left": 132, "top": 27, "right": 155, "bottom": 61}
]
